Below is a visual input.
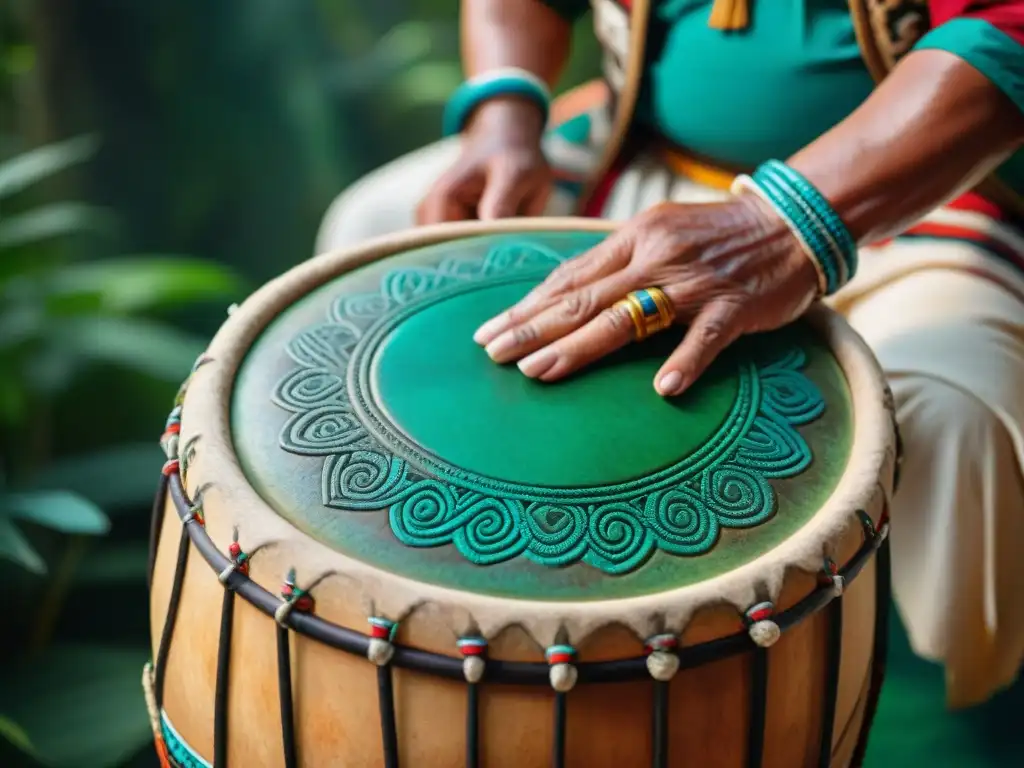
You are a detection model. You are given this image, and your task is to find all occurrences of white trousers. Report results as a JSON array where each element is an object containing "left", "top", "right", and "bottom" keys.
[{"left": 316, "top": 137, "right": 1024, "bottom": 708}]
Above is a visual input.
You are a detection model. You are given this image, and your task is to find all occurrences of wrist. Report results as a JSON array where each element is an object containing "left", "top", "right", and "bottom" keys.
[
  {"left": 730, "top": 191, "right": 823, "bottom": 298},
  {"left": 732, "top": 161, "right": 858, "bottom": 296},
  {"left": 443, "top": 67, "right": 550, "bottom": 139},
  {"left": 464, "top": 98, "right": 546, "bottom": 146}
]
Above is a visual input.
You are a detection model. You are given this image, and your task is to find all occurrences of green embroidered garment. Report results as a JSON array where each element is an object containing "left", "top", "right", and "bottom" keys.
[
  {"left": 542, "top": 0, "right": 1024, "bottom": 193},
  {"left": 231, "top": 233, "right": 854, "bottom": 601}
]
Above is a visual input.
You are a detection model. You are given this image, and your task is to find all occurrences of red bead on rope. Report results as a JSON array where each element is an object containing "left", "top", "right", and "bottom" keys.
[
  {"left": 457, "top": 636, "right": 488, "bottom": 683},
  {"left": 877, "top": 505, "right": 891, "bottom": 539},
  {"left": 219, "top": 530, "right": 250, "bottom": 583},
  {"left": 822, "top": 557, "right": 844, "bottom": 597},
  {"left": 367, "top": 617, "right": 399, "bottom": 666},
  {"left": 161, "top": 459, "right": 180, "bottom": 477},
  {"left": 744, "top": 601, "right": 781, "bottom": 648},
  {"left": 275, "top": 568, "right": 315, "bottom": 624},
  {"left": 644, "top": 633, "right": 680, "bottom": 681},
  {"left": 545, "top": 644, "right": 578, "bottom": 692}
]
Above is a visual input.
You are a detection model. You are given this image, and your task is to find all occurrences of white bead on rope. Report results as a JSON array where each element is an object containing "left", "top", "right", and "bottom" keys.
[
  {"left": 644, "top": 633, "right": 680, "bottom": 682},
  {"left": 457, "top": 636, "right": 487, "bottom": 683},
  {"left": 160, "top": 405, "right": 182, "bottom": 460},
  {"left": 218, "top": 528, "right": 249, "bottom": 584},
  {"left": 823, "top": 557, "right": 845, "bottom": 598},
  {"left": 367, "top": 617, "right": 398, "bottom": 666},
  {"left": 545, "top": 645, "right": 578, "bottom": 693},
  {"left": 745, "top": 601, "right": 781, "bottom": 648},
  {"left": 275, "top": 567, "right": 315, "bottom": 625}
]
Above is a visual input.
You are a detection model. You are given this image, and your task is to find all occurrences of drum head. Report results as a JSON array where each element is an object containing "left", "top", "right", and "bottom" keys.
[{"left": 218, "top": 223, "right": 873, "bottom": 612}]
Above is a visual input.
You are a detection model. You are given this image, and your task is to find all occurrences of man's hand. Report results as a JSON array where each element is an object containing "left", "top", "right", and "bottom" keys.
[
  {"left": 417, "top": 99, "right": 552, "bottom": 224},
  {"left": 473, "top": 196, "right": 820, "bottom": 396}
]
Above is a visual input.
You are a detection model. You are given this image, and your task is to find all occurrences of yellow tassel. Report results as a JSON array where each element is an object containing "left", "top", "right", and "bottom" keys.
[{"left": 708, "top": 0, "right": 750, "bottom": 31}]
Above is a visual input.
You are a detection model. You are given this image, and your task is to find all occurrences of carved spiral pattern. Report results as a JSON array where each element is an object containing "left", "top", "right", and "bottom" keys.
[
  {"left": 273, "top": 368, "right": 345, "bottom": 412},
  {"left": 454, "top": 497, "right": 528, "bottom": 565},
  {"left": 283, "top": 406, "right": 364, "bottom": 455},
  {"left": 759, "top": 349, "right": 824, "bottom": 425},
  {"left": 522, "top": 503, "right": 588, "bottom": 565},
  {"left": 481, "top": 242, "right": 565, "bottom": 274},
  {"left": 273, "top": 239, "right": 827, "bottom": 575},
  {"left": 705, "top": 467, "right": 772, "bottom": 525},
  {"left": 391, "top": 481, "right": 460, "bottom": 544},
  {"left": 735, "top": 416, "right": 808, "bottom": 477},
  {"left": 586, "top": 503, "right": 653, "bottom": 573},
  {"left": 644, "top": 489, "right": 718, "bottom": 555},
  {"left": 384, "top": 268, "right": 458, "bottom": 304},
  {"left": 324, "top": 452, "right": 408, "bottom": 509},
  {"left": 331, "top": 292, "right": 391, "bottom": 325},
  {"left": 286, "top": 323, "right": 358, "bottom": 370}
]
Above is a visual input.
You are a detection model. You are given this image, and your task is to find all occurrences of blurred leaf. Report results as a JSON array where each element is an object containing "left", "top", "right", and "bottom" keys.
[
  {"left": 387, "top": 62, "right": 463, "bottom": 110},
  {"left": 0, "top": 203, "right": 117, "bottom": 250},
  {"left": 0, "top": 516, "right": 45, "bottom": 573},
  {"left": 0, "top": 373, "right": 26, "bottom": 425},
  {"left": 52, "top": 316, "right": 206, "bottom": 382},
  {"left": 30, "top": 443, "right": 164, "bottom": 512},
  {"left": 4, "top": 491, "right": 110, "bottom": 535},
  {"left": 326, "top": 21, "right": 446, "bottom": 94},
  {"left": 0, "top": 714, "right": 35, "bottom": 758},
  {"left": 19, "top": 344, "right": 78, "bottom": 398},
  {"left": 0, "top": 645, "right": 152, "bottom": 768},
  {"left": 74, "top": 543, "right": 148, "bottom": 585},
  {"left": 3, "top": 42, "right": 36, "bottom": 76},
  {"left": 0, "top": 135, "right": 98, "bottom": 199},
  {"left": 48, "top": 256, "right": 245, "bottom": 314},
  {"left": 0, "top": 297, "right": 45, "bottom": 349}
]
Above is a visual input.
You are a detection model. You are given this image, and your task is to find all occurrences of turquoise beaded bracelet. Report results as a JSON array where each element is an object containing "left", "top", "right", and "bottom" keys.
[
  {"left": 442, "top": 67, "right": 551, "bottom": 138},
  {"left": 731, "top": 160, "right": 857, "bottom": 296}
]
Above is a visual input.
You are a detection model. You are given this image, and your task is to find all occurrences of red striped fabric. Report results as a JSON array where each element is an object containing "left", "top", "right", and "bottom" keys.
[{"left": 930, "top": 1, "right": 1024, "bottom": 46}]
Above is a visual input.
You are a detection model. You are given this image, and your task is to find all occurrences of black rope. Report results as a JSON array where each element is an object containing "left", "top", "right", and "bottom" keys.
[
  {"left": 147, "top": 473, "right": 170, "bottom": 591},
  {"left": 466, "top": 683, "right": 479, "bottom": 768},
  {"left": 377, "top": 665, "right": 399, "bottom": 768},
  {"left": 213, "top": 587, "right": 235, "bottom": 767},
  {"left": 851, "top": 535, "right": 892, "bottom": 767},
  {"left": 818, "top": 595, "right": 845, "bottom": 767},
  {"left": 277, "top": 624, "right": 298, "bottom": 768},
  {"left": 154, "top": 527, "right": 190, "bottom": 707},
  {"left": 746, "top": 648, "right": 768, "bottom": 768},
  {"left": 167, "top": 473, "right": 883, "bottom": 685},
  {"left": 552, "top": 692, "right": 567, "bottom": 768},
  {"left": 651, "top": 680, "right": 670, "bottom": 768}
]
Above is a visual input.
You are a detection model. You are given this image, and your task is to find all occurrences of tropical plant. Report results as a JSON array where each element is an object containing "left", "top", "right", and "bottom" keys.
[{"left": 0, "top": 136, "right": 245, "bottom": 767}]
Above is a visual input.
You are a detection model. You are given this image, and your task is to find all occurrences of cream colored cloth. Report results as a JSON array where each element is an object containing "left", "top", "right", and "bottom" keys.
[{"left": 316, "top": 142, "right": 1024, "bottom": 708}]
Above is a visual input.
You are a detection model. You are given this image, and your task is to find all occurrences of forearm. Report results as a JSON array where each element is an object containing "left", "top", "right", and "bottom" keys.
[
  {"left": 459, "top": 0, "right": 575, "bottom": 139},
  {"left": 788, "top": 49, "right": 1024, "bottom": 244},
  {"left": 461, "top": 0, "right": 574, "bottom": 85}
]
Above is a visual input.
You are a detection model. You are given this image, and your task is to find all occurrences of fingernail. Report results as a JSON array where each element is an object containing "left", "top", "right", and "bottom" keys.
[
  {"left": 474, "top": 314, "right": 508, "bottom": 345},
  {"left": 518, "top": 350, "right": 556, "bottom": 378},
  {"left": 485, "top": 332, "right": 518, "bottom": 363},
  {"left": 656, "top": 371, "right": 684, "bottom": 396}
]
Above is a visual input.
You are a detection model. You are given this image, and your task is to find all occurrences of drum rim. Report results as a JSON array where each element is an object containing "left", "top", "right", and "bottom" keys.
[
  {"left": 173, "top": 217, "right": 897, "bottom": 648},
  {"left": 160, "top": 465, "right": 887, "bottom": 683}
]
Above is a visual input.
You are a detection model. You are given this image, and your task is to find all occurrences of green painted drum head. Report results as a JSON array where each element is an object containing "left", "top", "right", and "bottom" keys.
[{"left": 231, "top": 232, "right": 853, "bottom": 601}]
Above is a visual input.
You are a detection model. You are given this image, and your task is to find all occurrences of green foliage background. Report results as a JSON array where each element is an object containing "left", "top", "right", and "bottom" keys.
[{"left": 0, "top": 1, "right": 1020, "bottom": 766}]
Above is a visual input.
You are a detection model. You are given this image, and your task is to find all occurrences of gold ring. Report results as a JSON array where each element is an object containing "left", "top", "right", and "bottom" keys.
[{"left": 612, "top": 287, "right": 675, "bottom": 341}]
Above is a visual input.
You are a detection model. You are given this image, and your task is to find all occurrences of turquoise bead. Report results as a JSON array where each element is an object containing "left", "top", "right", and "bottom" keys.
[{"left": 442, "top": 76, "right": 549, "bottom": 137}]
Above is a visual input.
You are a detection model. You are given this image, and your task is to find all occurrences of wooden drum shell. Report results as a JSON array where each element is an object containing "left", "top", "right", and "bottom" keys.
[
  {"left": 151, "top": 501, "right": 880, "bottom": 767},
  {"left": 147, "top": 219, "right": 897, "bottom": 768}
]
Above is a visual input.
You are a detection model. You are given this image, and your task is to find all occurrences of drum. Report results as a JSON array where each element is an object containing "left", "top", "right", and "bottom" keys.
[{"left": 145, "top": 219, "right": 899, "bottom": 768}]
